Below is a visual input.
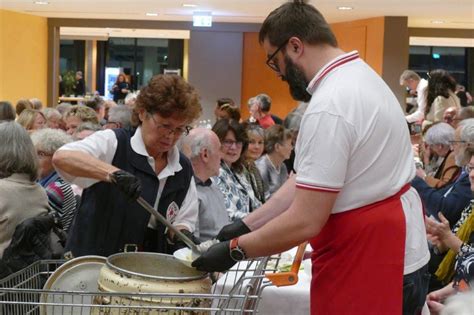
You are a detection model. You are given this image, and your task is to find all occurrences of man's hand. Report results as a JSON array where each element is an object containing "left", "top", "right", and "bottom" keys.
[
  {"left": 192, "top": 241, "right": 236, "bottom": 272},
  {"left": 109, "top": 170, "right": 142, "bottom": 200},
  {"left": 216, "top": 219, "right": 251, "bottom": 241}
]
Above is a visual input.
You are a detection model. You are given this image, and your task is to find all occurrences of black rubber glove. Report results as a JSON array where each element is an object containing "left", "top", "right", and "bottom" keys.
[
  {"left": 173, "top": 229, "right": 201, "bottom": 251},
  {"left": 110, "top": 170, "right": 142, "bottom": 201},
  {"left": 191, "top": 240, "right": 236, "bottom": 272},
  {"left": 216, "top": 219, "right": 251, "bottom": 241}
]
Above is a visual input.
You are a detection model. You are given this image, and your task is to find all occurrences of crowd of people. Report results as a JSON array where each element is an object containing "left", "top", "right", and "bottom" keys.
[{"left": 0, "top": 1, "right": 473, "bottom": 314}]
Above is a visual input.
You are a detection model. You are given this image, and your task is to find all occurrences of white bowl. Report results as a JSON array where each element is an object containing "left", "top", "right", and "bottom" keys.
[{"left": 173, "top": 247, "right": 200, "bottom": 268}]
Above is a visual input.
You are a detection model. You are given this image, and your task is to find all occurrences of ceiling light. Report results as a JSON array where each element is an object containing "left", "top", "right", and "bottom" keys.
[
  {"left": 337, "top": 6, "right": 353, "bottom": 10},
  {"left": 431, "top": 20, "right": 445, "bottom": 24},
  {"left": 145, "top": 12, "right": 158, "bottom": 17},
  {"left": 34, "top": 1, "right": 49, "bottom": 4},
  {"left": 182, "top": 4, "right": 197, "bottom": 8}
]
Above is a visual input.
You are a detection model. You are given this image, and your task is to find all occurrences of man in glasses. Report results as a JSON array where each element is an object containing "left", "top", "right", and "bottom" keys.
[
  {"left": 193, "top": 1, "right": 430, "bottom": 314},
  {"left": 53, "top": 74, "right": 202, "bottom": 257},
  {"left": 413, "top": 119, "right": 474, "bottom": 227}
]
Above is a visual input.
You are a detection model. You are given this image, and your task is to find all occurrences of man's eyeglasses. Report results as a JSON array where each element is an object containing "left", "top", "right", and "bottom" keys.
[
  {"left": 266, "top": 39, "right": 289, "bottom": 72},
  {"left": 222, "top": 140, "right": 243, "bottom": 148},
  {"left": 449, "top": 140, "right": 467, "bottom": 145},
  {"left": 37, "top": 151, "right": 51, "bottom": 158},
  {"left": 149, "top": 113, "right": 192, "bottom": 136}
]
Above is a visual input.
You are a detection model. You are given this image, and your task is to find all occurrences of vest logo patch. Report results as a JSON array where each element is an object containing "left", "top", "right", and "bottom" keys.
[{"left": 166, "top": 202, "right": 179, "bottom": 224}]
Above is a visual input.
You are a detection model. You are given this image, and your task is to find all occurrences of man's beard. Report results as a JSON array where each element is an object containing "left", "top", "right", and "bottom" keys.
[{"left": 282, "top": 56, "right": 312, "bottom": 102}]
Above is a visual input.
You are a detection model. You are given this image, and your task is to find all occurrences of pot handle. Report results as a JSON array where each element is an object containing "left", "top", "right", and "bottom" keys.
[{"left": 264, "top": 241, "right": 308, "bottom": 287}]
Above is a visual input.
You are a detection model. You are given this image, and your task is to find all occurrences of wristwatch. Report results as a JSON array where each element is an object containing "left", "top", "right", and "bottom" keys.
[{"left": 229, "top": 237, "right": 247, "bottom": 261}]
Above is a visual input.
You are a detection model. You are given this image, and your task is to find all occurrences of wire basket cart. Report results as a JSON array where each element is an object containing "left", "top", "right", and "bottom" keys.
[{"left": 0, "top": 243, "right": 306, "bottom": 315}]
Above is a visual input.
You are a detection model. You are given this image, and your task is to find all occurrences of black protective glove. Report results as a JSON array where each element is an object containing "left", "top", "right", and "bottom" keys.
[
  {"left": 216, "top": 219, "right": 251, "bottom": 241},
  {"left": 110, "top": 170, "right": 142, "bottom": 200},
  {"left": 191, "top": 240, "right": 236, "bottom": 272},
  {"left": 173, "top": 229, "right": 201, "bottom": 251}
]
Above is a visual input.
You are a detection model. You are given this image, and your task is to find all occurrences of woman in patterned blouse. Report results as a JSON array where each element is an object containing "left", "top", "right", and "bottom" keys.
[
  {"left": 212, "top": 119, "right": 262, "bottom": 221},
  {"left": 426, "top": 148, "right": 474, "bottom": 313}
]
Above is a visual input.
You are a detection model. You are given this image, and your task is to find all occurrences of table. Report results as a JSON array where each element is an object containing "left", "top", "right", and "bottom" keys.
[{"left": 214, "top": 247, "right": 310, "bottom": 315}]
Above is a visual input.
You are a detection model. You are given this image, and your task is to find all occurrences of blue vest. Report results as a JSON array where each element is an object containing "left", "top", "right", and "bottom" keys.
[{"left": 65, "top": 128, "right": 193, "bottom": 257}]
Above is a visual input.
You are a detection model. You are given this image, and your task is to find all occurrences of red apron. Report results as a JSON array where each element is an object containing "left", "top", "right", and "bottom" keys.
[{"left": 310, "top": 184, "right": 410, "bottom": 315}]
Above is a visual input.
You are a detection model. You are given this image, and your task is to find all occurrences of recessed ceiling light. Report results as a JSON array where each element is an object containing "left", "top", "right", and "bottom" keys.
[
  {"left": 337, "top": 6, "right": 353, "bottom": 10},
  {"left": 182, "top": 4, "right": 197, "bottom": 7},
  {"left": 34, "top": 1, "right": 49, "bottom": 4},
  {"left": 431, "top": 20, "right": 445, "bottom": 24},
  {"left": 145, "top": 12, "right": 158, "bottom": 17}
]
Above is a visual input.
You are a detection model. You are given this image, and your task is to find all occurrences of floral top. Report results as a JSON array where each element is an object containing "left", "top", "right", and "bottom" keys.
[
  {"left": 453, "top": 243, "right": 474, "bottom": 290},
  {"left": 453, "top": 200, "right": 474, "bottom": 234},
  {"left": 214, "top": 162, "right": 262, "bottom": 221}
]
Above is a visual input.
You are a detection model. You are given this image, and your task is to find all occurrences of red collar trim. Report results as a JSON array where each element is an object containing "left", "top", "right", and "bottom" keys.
[{"left": 307, "top": 51, "right": 360, "bottom": 94}]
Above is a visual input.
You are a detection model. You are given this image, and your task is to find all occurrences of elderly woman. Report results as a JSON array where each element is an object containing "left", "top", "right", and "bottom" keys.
[
  {"left": 53, "top": 75, "right": 201, "bottom": 257},
  {"left": 213, "top": 119, "right": 262, "bottom": 221},
  {"left": 417, "top": 122, "right": 461, "bottom": 188},
  {"left": 43, "top": 108, "right": 64, "bottom": 130},
  {"left": 425, "top": 146, "right": 474, "bottom": 313},
  {"left": 0, "top": 122, "right": 49, "bottom": 258},
  {"left": 17, "top": 109, "right": 46, "bottom": 132},
  {"left": 63, "top": 105, "right": 99, "bottom": 135},
  {"left": 243, "top": 123, "right": 266, "bottom": 204},
  {"left": 30, "top": 129, "right": 76, "bottom": 232},
  {"left": 256, "top": 125, "right": 293, "bottom": 199}
]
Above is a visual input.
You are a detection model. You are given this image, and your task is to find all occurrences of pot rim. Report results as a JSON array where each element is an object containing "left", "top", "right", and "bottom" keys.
[{"left": 106, "top": 252, "right": 209, "bottom": 281}]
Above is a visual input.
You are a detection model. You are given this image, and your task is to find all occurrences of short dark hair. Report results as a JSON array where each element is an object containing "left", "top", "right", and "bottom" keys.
[
  {"left": 0, "top": 101, "right": 15, "bottom": 121},
  {"left": 84, "top": 96, "right": 104, "bottom": 112},
  {"left": 15, "top": 99, "right": 33, "bottom": 116},
  {"left": 212, "top": 119, "right": 248, "bottom": 173},
  {"left": 133, "top": 75, "right": 201, "bottom": 125},
  {"left": 220, "top": 104, "right": 241, "bottom": 121},
  {"left": 259, "top": 0, "right": 337, "bottom": 48},
  {"left": 217, "top": 97, "right": 235, "bottom": 108}
]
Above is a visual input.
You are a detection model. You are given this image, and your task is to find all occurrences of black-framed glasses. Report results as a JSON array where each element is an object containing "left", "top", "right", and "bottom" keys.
[
  {"left": 222, "top": 140, "right": 243, "bottom": 148},
  {"left": 148, "top": 113, "right": 192, "bottom": 136},
  {"left": 265, "top": 39, "right": 290, "bottom": 72},
  {"left": 449, "top": 140, "right": 467, "bottom": 145}
]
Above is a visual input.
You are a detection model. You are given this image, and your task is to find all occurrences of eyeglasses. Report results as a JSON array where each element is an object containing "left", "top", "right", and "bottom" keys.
[
  {"left": 449, "top": 140, "right": 467, "bottom": 145},
  {"left": 222, "top": 140, "right": 243, "bottom": 148},
  {"left": 465, "top": 165, "right": 474, "bottom": 173},
  {"left": 37, "top": 151, "right": 51, "bottom": 158},
  {"left": 148, "top": 113, "right": 192, "bottom": 136},
  {"left": 265, "top": 39, "right": 290, "bottom": 72}
]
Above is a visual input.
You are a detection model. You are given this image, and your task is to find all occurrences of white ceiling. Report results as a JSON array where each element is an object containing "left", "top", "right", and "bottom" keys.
[{"left": 1, "top": 0, "right": 473, "bottom": 29}]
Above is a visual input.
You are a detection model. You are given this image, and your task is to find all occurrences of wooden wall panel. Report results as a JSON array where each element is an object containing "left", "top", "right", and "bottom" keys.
[
  {"left": 240, "top": 32, "right": 297, "bottom": 120},
  {"left": 331, "top": 17, "right": 385, "bottom": 75}
]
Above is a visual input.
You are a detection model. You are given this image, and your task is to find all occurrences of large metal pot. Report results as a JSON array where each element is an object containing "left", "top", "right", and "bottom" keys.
[{"left": 94, "top": 252, "right": 212, "bottom": 314}]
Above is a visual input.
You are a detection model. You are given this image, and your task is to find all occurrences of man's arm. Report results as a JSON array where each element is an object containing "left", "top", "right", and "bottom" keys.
[
  {"left": 242, "top": 175, "right": 296, "bottom": 231},
  {"left": 240, "top": 187, "right": 337, "bottom": 258}
]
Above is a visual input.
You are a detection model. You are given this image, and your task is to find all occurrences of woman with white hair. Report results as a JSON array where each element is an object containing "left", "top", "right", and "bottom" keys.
[
  {"left": 417, "top": 122, "right": 461, "bottom": 188},
  {"left": 0, "top": 121, "right": 49, "bottom": 258},
  {"left": 31, "top": 128, "right": 76, "bottom": 232}
]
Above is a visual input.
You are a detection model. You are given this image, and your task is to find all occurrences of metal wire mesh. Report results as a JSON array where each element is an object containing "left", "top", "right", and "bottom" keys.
[{"left": 0, "top": 256, "right": 284, "bottom": 315}]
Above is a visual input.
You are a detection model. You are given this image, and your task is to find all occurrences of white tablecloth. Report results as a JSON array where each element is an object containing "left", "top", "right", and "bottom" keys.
[{"left": 213, "top": 247, "right": 311, "bottom": 315}]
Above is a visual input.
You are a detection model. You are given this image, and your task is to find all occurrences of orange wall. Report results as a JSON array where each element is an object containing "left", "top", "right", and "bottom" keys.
[
  {"left": 331, "top": 17, "right": 385, "bottom": 75},
  {"left": 241, "top": 32, "right": 297, "bottom": 120},
  {"left": 0, "top": 10, "right": 48, "bottom": 106},
  {"left": 241, "top": 17, "right": 386, "bottom": 119}
]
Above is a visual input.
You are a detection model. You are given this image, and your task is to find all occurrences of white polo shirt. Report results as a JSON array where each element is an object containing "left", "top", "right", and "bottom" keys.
[
  {"left": 56, "top": 127, "right": 198, "bottom": 232},
  {"left": 294, "top": 51, "right": 429, "bottom": 274}
]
